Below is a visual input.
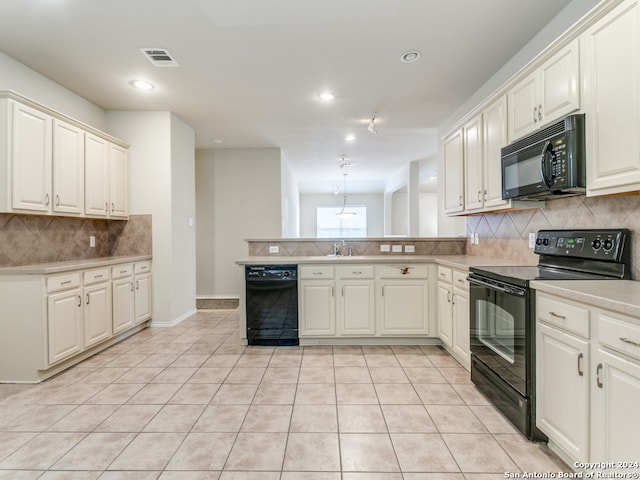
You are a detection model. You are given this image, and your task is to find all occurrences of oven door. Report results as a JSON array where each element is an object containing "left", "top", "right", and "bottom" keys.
[{"left": 468, "top": 274, "right": 529, "bottom": 397}]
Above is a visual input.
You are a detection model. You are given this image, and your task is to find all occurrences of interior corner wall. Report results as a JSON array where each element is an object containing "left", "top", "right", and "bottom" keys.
[
  {"left": 195, "top": 148, "right": 282, "bottom": 298},
  {"left": 281, "top": 157, "right": 300, "bottom": 238},
  {"left": 105, "top": 111, "right": 196, "bottom": 326}
]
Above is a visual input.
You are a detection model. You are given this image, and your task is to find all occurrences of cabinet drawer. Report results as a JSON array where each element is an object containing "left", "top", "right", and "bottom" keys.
[
  {"left": 112, "top": 264, "right": 134, "bottom": 279},
  {"left": 47, "top": 272, "right": 81, "bottom": 293},
  {"left": 337, "top": 265, "right": 374, "bottom": 279},
  {"left": 377, "top": 264, "right": 428, "bottom": 279},
  {"left": 598, "top": 313, "right": 640, "bottom": 362},
  {"left": 452, "top": 270, "right": 468, "bottom": 289},
  {"left": 134, "top": 261, "right": 151, "bottom": 275},
  {"left": 300, "top": 265, "right": 335, "bottom": 279},
  {"left": 537, "top": 293, "right": 590, "bottom": 338},
  {"left": 83, "top": 268, "right": 109, "bottom": 285},
  {"left": 437, "top": 266, "right": 452, "bottom": 283}
]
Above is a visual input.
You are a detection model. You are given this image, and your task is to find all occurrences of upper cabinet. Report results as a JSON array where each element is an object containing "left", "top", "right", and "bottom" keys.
[
  {"left": 443, "top": 130, "right": 464, "bottom": 215},
  {"left": 482, "top": 96, "right": 509, "bottom": 209},
  {"left": 508, "top": 39, "right": 580, "bottom": 140},
  {"left": 0, "top": 92, "right": 128, "bottom": 219},
  {"left": 582, "top": 0, "right": 640, "bottom": 196},
  {"left": 463, "top": 115, "right": 483, "bottom": 212}
]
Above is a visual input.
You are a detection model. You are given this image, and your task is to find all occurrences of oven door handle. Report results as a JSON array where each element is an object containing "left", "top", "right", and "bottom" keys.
[{"left": 467, "top": 275, "right": 526, "bottom": 297}]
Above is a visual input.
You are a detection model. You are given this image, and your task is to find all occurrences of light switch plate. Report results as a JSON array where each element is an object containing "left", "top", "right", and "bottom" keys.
[
  {"left": 268, "top": 245, "right": 280, "bottom": 254},
  {"left": 529, "top": 232, "right": 536, "bottom": 249},
  {"left": 89, "top": 235, "right": 96, "bottom": 248},
  {"left": 473, "top": 233, "right": 479, "bottom": 245},
  {"left": 392, "top": 245, "right": 403, "bottom": 253}
]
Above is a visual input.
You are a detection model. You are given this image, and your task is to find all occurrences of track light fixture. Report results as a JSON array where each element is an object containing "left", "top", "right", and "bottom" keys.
[{"left": 367, "top": 114, "right": 378, "bottom": 134}]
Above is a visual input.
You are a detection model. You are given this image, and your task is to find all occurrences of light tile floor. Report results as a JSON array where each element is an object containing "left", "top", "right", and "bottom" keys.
[{"left": 0, "top": 309, "right": 571, "bottom": 480}]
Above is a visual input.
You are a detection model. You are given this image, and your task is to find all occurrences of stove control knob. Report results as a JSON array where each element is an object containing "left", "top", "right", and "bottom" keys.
[
  {"left": 542, "top": 238, "right": 550, "bottom": 246},
  {"left": 535, "top": 238, "right": 543, "bottom": 246},
  {"left": 603, "top": 239, "right": 614, "bottom": 251},
  {"left": 592, "top": 239, "right": 602, "bottom": 250}
]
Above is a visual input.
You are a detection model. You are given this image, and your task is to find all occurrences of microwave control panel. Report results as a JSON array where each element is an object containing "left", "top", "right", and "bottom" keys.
[{"left": 534, "top": 229, "right": 629, "bottom": 261}]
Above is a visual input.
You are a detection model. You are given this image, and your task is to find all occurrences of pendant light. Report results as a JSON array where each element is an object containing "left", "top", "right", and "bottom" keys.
[{"left": 336, "top": 173, "right": 356, "bottom": 218}]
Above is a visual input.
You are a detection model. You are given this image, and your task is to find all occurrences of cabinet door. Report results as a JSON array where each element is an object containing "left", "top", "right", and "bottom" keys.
[
  {"left": 583, "top": 0, "right": 640, "bottom": 196},
  {"left": 84, "top": 133, "right": 109, "bottom": 217},
  {"left": 11, "top": 101, "right": 52, "bottom": 213},
  {"left": 338, "top": 281, "right": 375, "bottom": 335},
  {"left": 134, "top": 273, "right": 152, "bottom": 324},
  {"left": 536, "top": 322, "right": 589, "bottom": 463},
  {"left": 452, "top": 287, "right": 470, "bottom": 370},
  {"left": 463, "top": 116, "right": 483, "bottom": 211},
  {"left": 482, "top": 96, "right": 509, "bottom": 209},
  {"left": 379, "top": 280, "right": 429, "bottom": 335},
  {"left": 112, "top": 277, "right": 134, "bottom": 334},
  {"left": 299, "top": 281, "right": 336, "bottom": 336},
  {"left": 48, "top": 288, "right": 83, "bottom": 365},
  {"left": 84, "top": 282, "right": 112, "bottom": 347},
  {"left": 538, "top": 39, "right": 580, "bottom": 123},
  {"left": 53, "top": 119, "right": 84, "bottom": 215},
  {"left": 437, "top": 282, "right": 453, "bottom": 347},
  {"left": 508, "top": 72, "right": 538, "bottom": 140},
  {"left": 443, "top": 130, "right": 464, "bottom": 214},
  {"left": 591, "top": 349, "right": 640, "bottom": 468},
  {"left": 109, "top": 143, "right": 128, "bottom": 218}
]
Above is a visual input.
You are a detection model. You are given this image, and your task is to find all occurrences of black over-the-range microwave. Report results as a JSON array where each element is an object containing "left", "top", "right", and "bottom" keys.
[{"left": 501, "top": 113, "right": 586, "bottom": 201}]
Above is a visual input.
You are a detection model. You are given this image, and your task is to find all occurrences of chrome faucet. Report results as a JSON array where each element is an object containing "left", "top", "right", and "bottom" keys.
[{"left": 332, "top": 240, "right": 347, "bottom": 256}]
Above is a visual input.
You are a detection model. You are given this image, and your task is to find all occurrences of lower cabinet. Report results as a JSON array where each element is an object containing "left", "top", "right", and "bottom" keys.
[
  {"left": 437, "top": 266, "right": 470, "bottom": 369},
  {"left": 0, "top": 257, "right": 152, "bottom": 382},
  {"left": 535, "top": 291, "right": 640, "bottom": 471},
  {"left": 298, "top": 263, "right": 431, "bottom": 340}
]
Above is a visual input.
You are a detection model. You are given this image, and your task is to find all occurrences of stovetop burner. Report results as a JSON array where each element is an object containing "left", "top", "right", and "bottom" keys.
[{"left": 471, "top": 229, "right": 631, "bottom": 286}]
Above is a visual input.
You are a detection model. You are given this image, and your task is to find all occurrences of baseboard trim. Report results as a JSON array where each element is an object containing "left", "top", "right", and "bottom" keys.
[
  {"left": 196, "top": 297, "right": 239, "bottom": 309},
  {"left": 149, "top": 308, "right": 198, "bottom": 328}
]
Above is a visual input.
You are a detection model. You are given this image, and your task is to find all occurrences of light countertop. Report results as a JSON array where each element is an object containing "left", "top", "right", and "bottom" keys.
[
  {"left": 0, "top": 255, "right": 152, "bottom": 275},
  {"left": 531, "top": 279, "right": 640, "bottom": 319}
]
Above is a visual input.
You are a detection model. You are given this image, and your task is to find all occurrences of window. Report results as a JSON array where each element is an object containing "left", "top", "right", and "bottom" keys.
[{"left": 316, "top": 206, "right": 367, "bottom": 238}]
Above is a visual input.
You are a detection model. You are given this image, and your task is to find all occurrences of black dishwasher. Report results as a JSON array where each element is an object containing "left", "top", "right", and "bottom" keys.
[{"left": 245, "top": 265, "right": 298, "bottom": 346}]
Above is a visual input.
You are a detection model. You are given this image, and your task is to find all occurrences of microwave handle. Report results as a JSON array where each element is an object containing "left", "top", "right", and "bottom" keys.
[{"left": 540, "top": 141, "right": 555, "bottom": 188}]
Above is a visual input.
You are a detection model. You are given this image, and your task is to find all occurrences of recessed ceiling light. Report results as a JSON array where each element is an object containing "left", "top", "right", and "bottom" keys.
[
  {"left": 130, "top": 80, "right": 154, "bottom": 90},
  {"left": 318, "top": 92, "right": 335, "bottom": 101},
  {"left": 212, "top": 139, "right": 223, "bottom": 144},
  {"left": 345, "top": 134, "right": 355, "bottom": 142},
  {"left": 401, "top": 50, "right": 421, "bottom": 63}
]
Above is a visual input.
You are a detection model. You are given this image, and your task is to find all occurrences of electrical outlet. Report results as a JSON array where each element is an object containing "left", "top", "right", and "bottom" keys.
[
  {"left": 404, "top": 245, "right": 415, "bottom": 253},
  {"left": 89, "top": 235, "right": 96, "bottom": 248},
  {"left": 392, "top": 245, "right": 403, "bottom": 253},
  {"left": 380, "top": 244, "right": 391, "bottom": 252},
  {"left": 268, "top": 245, "right": 279, "bottom": 254},
  {"left": 529, "top": 232, "right": 536, "bottom": 249},
  {"left": 474, "top": 233, "right": 479, "bottom": 245},
  {"left": 470, "top": 233, "right": 475, "bottom": 245}
]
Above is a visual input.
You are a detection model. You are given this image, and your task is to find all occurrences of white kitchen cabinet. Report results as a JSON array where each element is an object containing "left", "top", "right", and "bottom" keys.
[
  {"left": 52, "top": 119, "right": 84, "bottom": 215},
  {"left": 482, "top": 96, "right": 509, "bottom": 209},
  {"left": 508, "top": 39, "right": 580, "bottom": 140},
  {"left": 463, "top": 115, "right": 483, "bottom": 212},
  {"left": 109, "top": 143, "right": 128, "bottom": 218},
  {"left": 47, "top": 288, "right": 83, "bottom": 365},
  {"left": 378, "top": 265, "right": 429, "bottom": 336},
  {"left": 112, "top": 264, "right": 134, "bottom": 335},
  {"left": 337, "top": 266, "right": 375, "bottom": 336},
  {"left": 1, "top": 99, "right": 52, "bottom": 214},
  {"left": 83, "top": 268, "right": 112, "bottom": 348},
  {"left": 134, "top": 261, "right": 152, "bottom": 324},
  {"left": 299, "top": 265, "right": 336, "bottom": 337},
  {"left": 437, "top": 266, "right": 470, "bottom": 369},
  {"left": 443, "top": 130, "right": 464, "bottom": 214},
  {"left": 591, "top": 310, "right": 640, "bottom": 468},
  {"left": 84, "top": 133, "right": 110, "bottom": 217},
  {"left": 582, "top": 0, "right": 640, "bottom": 196}
]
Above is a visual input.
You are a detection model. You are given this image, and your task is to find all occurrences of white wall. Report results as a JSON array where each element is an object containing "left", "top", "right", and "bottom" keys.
[
  {"left": 281, "top": 156, "right": 300, "bottom": 237},
  {"left": 106, "top": 111, "right": 197, "bottom": 326},
  {"left": 195, "top": 148, "right": 282, "bottom": 298},
  {"left": 419, "top": 193, "right": 438, "bottom": 237},
  {"left": 299, "top": 193, "right": 384, "bottom": 238},
  {"left": 384, "top": 161, "right": 420, "bottom": 236},
  {"left": 0, "top": 51, "right": 106, "bottom": 129}
]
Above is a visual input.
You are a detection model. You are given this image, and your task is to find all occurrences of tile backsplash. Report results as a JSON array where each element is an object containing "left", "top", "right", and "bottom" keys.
[
  {"left": 0, "top": 214, "right": 152, "bottom": 267},
  {"left": 466, "top": 195, "right": 640, "bottom": 279}
]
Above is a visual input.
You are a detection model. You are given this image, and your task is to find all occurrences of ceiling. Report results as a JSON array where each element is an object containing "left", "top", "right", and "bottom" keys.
[{"left": 0, "top": 0, "right": 572, "bottom": 194}]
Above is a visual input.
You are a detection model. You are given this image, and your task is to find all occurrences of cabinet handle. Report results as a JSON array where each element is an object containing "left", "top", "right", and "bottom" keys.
[
  {"left": 400, "top": 267, "right": 409, "bottom": 275},
  {"left": 86, "top": 293, "right": 90, "bottom": 305},
  {"left": 577, "top": 353, "right": 584, "bottom": 377},
  {"left": 538, "top": 104, "right": 543, "bottom": 121},
  {"left": 94, "top": 274, "right": 103, "bottom": 279},
  {"left": 130, "top": 281, "right": 134, "bottom": 292},
  {"left": 44, "top": 194, "right": 50, "bottom": 206},
  {"left": 61, "top": 280, "right": 72, "bottom": 286},
  {"left": 596, "top": 363, "right": 603, "bottom": 389},
  {"left": 105, "top": 202, "right": 108, "bottom": 212},
  {"left": 312, "top": 271, "right": 323, "bottom": 276},
  {"left": 136, "top": 280, "right": 139, "bottom": 290},
  {"left": 533, "top": 106, "right": 538, "bottom": 123},
  {"left": 331, "top": 287, "right": 334, "bottom": 297},
  {"left": 457, "top": 278, "right": 465, "bottom": 284},
  {"left": 447, "top": 291, "right": 451, "bottom": 303},
  {"left": 458, "top": 195, "right": 463, "bottom": 206},
  {"left": 549, "top": 311, "right": 566, "bottom": 320},
  {"left": 352, "top": 271, "right": 362, "bottom": 275},
  {"left": 620, "top": 337, "right": 640, "bottom": 348},
  {"left": 382, "top": 286, "right": 385, "bottom": 297},
  {"left": 77, "top": 295, "right": 81, "bottom": 307},
  {"left": 120, "top": 270, "right": 128, "bottom": 274},
  {"left": 477, "top": 190, "right": 482, "bottom": 202},
  {"left": 341, "top": 286, "right": 344, "bottom": 297},
  {"left": 55, "top": 194, "right": 60, "bottom": 206},
  {"left": 484, "top": 189, "right": 488, "bottom": 201},
  {"left": 452, "top": 293, "right": 456, "bottom": 305},
  {"left": 112, "top": 202, "right": 115, "bottom": 212}
]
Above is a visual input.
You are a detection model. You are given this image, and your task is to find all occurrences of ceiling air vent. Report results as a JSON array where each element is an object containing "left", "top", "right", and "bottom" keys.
[{"left": 140, "top": 48, "right": 179, "bottom": 67}]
